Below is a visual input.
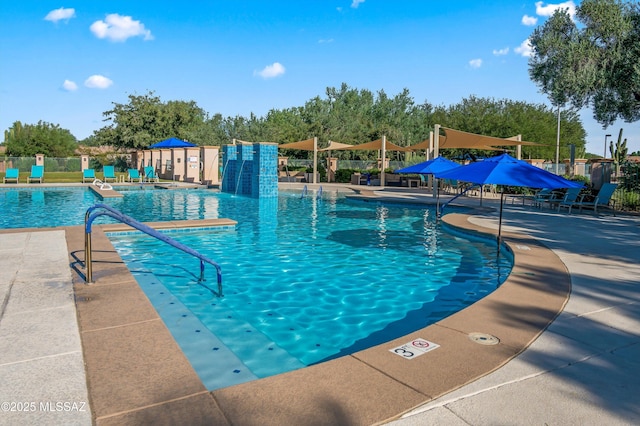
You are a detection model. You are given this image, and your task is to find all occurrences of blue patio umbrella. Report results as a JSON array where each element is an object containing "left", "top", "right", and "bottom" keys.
[
  {"left": 395, "top": 156, "right": 460, "bottom": 175},
  {"left": 434, "top": 153, "right": 582, "bottom": 250},
  {"left": 396, "top": 156, "right": 462, "bottom": 211},
  {"left": 149, "top": 137, "right": 196, "bottom": 149}
]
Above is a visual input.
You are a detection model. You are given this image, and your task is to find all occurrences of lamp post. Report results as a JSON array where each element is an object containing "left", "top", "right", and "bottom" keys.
[{"left": 604, "top": 134, "right": 612, "bottom": 158}]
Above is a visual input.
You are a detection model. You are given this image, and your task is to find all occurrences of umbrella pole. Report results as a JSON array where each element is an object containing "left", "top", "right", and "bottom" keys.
[{"left": 497, "top": 191, "right": 504, "bottom": 256}]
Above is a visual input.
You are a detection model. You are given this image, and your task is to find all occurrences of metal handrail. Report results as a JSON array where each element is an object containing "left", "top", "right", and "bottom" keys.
[
  {"left": 83, "top": 203, "right": 223, "bottom": 296},
  {"left": 438, "top": 184, "right": 480, "bottom": 218}
]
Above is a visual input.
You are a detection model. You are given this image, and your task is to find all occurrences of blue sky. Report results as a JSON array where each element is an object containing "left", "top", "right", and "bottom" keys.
[{"left": 1, "top": 0, "right": 638, "bottom": 155}]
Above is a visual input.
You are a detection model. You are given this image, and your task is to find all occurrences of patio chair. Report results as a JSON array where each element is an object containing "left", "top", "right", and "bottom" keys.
[
  {"left": 557, "top": 187, "right": 584, "bottom": 214},
  {"left": 3, "top": 168, "right": 19, "bottom": 183},
  {"left": 103, "top": 165, "right": 117, "bottom": 183},
  {"left": 144, "top": 166, "right": 159, "bottom": 183},
  {"left": 127, "top": 168, "right": 142, "bottom": 183},
  {"left": 28, "top": 165, "right": 44, "bottom": 183},
  {"left": 532, "top": 188, "right": 565, "bottom": 209},
  {"left": 83, "top": 168, "right": 96, "bottom": 183},
  {"left": 577, "top": 183, "right": 618, "bottom": 215}
]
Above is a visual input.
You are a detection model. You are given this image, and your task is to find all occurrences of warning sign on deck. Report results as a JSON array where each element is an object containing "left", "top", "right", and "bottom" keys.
[{"left": 389, "top": 338, "right": 440, "bottom": 359}]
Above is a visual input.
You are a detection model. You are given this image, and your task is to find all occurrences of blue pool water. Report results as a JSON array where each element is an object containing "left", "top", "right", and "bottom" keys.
[
  {"left": 105, "top": 189, "right": 512, "bottom": 391},
  {"left": 0, "top": 186, "right": 512, "bottom": 391}
]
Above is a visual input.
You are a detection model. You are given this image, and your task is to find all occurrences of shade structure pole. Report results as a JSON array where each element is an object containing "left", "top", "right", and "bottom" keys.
[
  {"left": 327, "top": 148, "right": 331, "bottom": 183},
  {"left": 380, "top": 135, "right": 386, "bottom": 187},
  {"left": 433, "top": 125, "right": 440, "bottom": 159},
  {"left": 313, "top": 136, "right": 318, "bottom": 184},
  {"left": 432, "top": 128, "right": 438, "bottom": 199}
]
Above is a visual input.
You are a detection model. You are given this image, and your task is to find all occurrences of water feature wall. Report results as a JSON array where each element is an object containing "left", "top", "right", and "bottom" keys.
[{"left": 222, "top": 142, "right": 278, "bottom": 197}]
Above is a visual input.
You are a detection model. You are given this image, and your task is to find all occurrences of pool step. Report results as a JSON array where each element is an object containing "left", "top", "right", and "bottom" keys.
[{"left": 130, "top": 264, "right": 304, "bottom": 389}]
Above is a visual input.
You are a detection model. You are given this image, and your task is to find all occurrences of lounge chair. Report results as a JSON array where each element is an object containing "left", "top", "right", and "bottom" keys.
[
  {"left": 531, "top": 188, "right": 556, "bottom": 208},
  {"left": 3, "top": 168, "right": 19, "bottom": 183},
  {"left": 83, "top": 168, "right": 96, "bottom": 183},
  {"left": 103, "top": 165, "right": 117, "bottom": 183},
  {"left": 127, "top": 168, "right": 142, "bottom": 183},
  {"left": 144, "top": 166, "right": 159, "bottom": 183},
  {"left": 577, "top": 183, "right": 618, "bottom": 215},
  {"left": 28, "top": 165, "right": 44, "bottom": 183},
  {"left": 556, "top": 187, "right": 584, "bottom": 213}
]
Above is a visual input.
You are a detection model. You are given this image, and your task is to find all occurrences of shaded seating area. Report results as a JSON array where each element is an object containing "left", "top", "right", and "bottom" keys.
[
  {"left": 83, "top": 169, "right": 96, "bottom": 183},
  {"left": 127, "top": 168, "right": 142, "bottom": 182},
  {"left": 28, "top": 165, "right": 44, "bottom": 183},
  {"left": 103, "top": 165, "right": 117, "bottom": 183},
  {"left": 3, "top": 168, "right": 19, "bottom": 183}
]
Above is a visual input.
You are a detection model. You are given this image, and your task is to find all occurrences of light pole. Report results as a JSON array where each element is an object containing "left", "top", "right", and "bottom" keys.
[{"left": 604, "top": 134, "right": 612, "bottom": 158}]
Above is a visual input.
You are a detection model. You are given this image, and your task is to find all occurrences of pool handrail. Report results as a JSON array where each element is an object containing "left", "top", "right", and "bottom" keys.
[
  {"left": 438, "top": 184, "right": 480, "bottom": 218},
  {"left": 83, "top": 203, "right": 223, "bottom": 296}
]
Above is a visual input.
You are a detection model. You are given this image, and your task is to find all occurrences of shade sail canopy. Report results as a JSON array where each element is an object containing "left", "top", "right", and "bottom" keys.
[
  {"left": 395, "top": 157, "right": 461, "bottom": 174},
  {"left": 434, "top": 153, "right": 582, "bottom": 189},
  {"left": 438, "top": 127, "right": 541, "bottom": 150},
  {"left": 340, "top": 138, "right": 413, "bottom": 152},
  {"left": 319, "top": 140, "right": 353, "bottom": 151},
  {"left": 278, "top": 138, "right": 316, "bottom": 151},
  {"left": 149, "top": 137, "right": 196, "bottom": 149}
]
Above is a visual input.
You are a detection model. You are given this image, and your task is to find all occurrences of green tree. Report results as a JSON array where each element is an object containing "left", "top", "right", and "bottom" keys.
[
  {"left": 94, "top": 91, "right": 207, "bottom": 149},
  {"left": 4, "top": 120, "right": 77, "bottom": 157},
  {"left": 528, "top": 0, "right": 640, "bottom": 126}
]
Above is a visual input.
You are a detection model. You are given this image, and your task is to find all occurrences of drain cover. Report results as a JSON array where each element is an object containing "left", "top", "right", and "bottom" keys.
[{"left": 468, "top": 332, "right": 500, "bottom": 345}]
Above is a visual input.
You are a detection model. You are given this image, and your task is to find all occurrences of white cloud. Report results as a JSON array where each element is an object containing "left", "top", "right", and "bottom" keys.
[
  {"left": 90, "top": 14, "right": 153, "bottom": 42},
  {"left": 318, "top": 38, "right": 334, "bottom": 44},
  {"left": 522, "top": 15, "right": 538, "bottom": 26},
  {"left": 515, "top": 39, "right": 533, "bottom": 57},
  {"left": 493, "top": 47, "right": 509, "bottom": 56},
  {"left": 62, "top": 80, "right": 78, "bottom": 91},
  {"left": 351, "top": 0, "right": 365, "bottom": 8},
  {"left": 84, "top": 75, "right": 113, "bottom": 89},
  {"left": 535, "top": 1, "right": 576, "bottom": 19},
  {"left": 44, "top": 7, "right": 75, "bottom": 23},
  {"left": 254, "top": 62, "right": 286, "bottom": 79},
  {"left": 469, "top": 58, "right": 482, "bottom": 69}
]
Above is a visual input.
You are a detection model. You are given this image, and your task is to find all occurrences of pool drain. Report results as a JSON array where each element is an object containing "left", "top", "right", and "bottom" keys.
[{"left": 468, "top": 332, "right": 500, "bottom": 345}]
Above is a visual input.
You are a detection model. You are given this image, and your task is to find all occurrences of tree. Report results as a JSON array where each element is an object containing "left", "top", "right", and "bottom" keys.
[
  {"left": 93, "top": 91, "right": 207, "bottom": 149},
  {"left": 528, "top": 0, "right": 640, "bottom": 127},
  {"left": 4, "top": 120, "right": 77, "bottom": 157}
]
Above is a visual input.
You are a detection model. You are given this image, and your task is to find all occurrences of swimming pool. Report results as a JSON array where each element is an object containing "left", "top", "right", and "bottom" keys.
[
  {"left": 1, "top": 186, "right": 512, "bottom": 391},
  {"left": 102, "top": 189, "right": 512, "bottom": 391},
  {"left": 0, "top": 186, "right": 218, "bottom": 228}
]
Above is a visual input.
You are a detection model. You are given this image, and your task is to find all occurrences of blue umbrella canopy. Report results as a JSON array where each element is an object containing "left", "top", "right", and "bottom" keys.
[
  {"left": 433, "top": 153, "right": 582, "bottom": 252},
  {"left": 395, "top": 156, "right": 461, "bottom": 174},
  {"left": 434, "top": 153, "right": 582, "bottom": 189},
  {"left": 149, "top": 137, "right": 196, "bottom": 149}
]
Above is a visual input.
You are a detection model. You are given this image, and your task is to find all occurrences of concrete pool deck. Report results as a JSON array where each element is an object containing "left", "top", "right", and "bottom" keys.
[{"left": 0, "top": 185, "right": 639, "bottom": 425}]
